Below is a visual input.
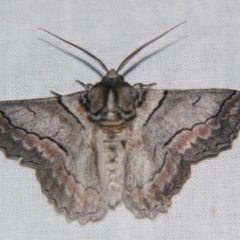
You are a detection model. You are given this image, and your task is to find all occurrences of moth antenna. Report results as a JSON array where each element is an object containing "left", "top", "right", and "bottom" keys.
[
  {"left": 39, "top": 28, "right": 109, "bottom": 73},
  {"left": 117, "top": 21, "right": 187, "bottom": 73}
]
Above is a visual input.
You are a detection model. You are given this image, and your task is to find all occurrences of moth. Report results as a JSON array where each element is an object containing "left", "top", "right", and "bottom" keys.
[{"left": 1, "top": 22, "right": 240, "bottom": 225}]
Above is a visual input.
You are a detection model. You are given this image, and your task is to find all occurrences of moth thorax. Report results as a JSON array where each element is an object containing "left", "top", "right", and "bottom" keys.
[
  {"left": 100, "top": 90, "right": 125, "bottom": 127},
  {"left": 105, "top": 91, "right": 117, "bottom": 119}
]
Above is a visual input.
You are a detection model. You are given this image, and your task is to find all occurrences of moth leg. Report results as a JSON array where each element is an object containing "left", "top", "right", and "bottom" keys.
[
  {"left": 76, "top": 80, "right": 93, "bottom": 91},
  {"left": 133, "top": 83, "right": 157, "bottom": 89},
  {"left": 133, "top": 83, "right": 157, "bottom": 105},
  {"left": 50, "top": 90, "right": 61, "bottom": 97}
]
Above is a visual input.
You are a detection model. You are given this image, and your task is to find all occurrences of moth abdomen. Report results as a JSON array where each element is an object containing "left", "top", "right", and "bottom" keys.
[{"left": 96, "top": 127, "right": 126, "bottom": 208}]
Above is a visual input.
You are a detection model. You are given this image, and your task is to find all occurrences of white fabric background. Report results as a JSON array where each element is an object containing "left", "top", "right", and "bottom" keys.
[{"left": 0, "top": 1, "right": 240, "bottom": 239}]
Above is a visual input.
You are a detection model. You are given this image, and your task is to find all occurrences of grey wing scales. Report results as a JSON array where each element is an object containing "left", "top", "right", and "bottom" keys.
[
  {"left": 0, "top": 93, "right": 107, "bottom": 224},
  {"left": 124, "top": 89, "right": 240, "bottom": 219}
]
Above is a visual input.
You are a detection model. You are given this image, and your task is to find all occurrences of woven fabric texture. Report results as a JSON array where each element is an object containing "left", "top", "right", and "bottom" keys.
[{"left": 0, "top": 1, "right": 240, "bottom": 239}]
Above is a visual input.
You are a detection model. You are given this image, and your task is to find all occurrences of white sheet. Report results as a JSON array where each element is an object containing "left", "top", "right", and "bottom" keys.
[{"left": 0, "top": 1, "right": 240, "bottom": 239}]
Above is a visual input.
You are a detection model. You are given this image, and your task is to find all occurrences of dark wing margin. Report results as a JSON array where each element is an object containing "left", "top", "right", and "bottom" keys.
[
  {"left": 124, "top": 89, "right": 240, "bottom": 219},
  {"left": 164, "top": 90, "right": 240, "bottom": 161}
]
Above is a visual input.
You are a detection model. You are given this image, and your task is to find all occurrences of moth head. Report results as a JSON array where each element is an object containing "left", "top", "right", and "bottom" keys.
[
  {"left": 81, "top": 69, "right": 141, "bottom": 126},
  {"left": 40, "top": 22, "right": 186, "bottom": 126}
]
